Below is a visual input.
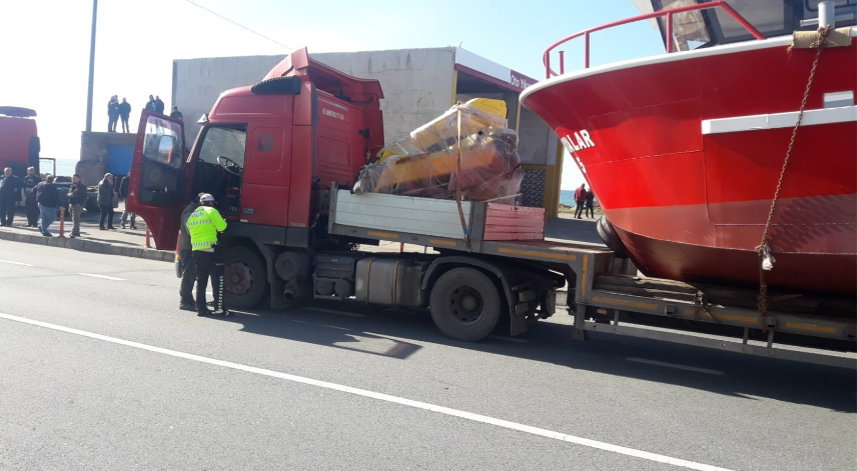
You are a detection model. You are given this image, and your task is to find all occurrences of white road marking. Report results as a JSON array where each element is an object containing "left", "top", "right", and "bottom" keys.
[
  {"left": 0, "top": 259, "right": 34, "bottom": 267},
  {"left": 78, "top": 273, "right": 126, "bottom": 281},
  {"left": 306, "top": 307, "right": 367, "bottom": 318},
  {"left": 626, "top": 358, "right": 725, "bottom": 376},
  {"left": 488, "top": 335, "right": 529, "bottom": 344},
  {"left": 0, "top": 312, "right": 732, "bottom": 471}
]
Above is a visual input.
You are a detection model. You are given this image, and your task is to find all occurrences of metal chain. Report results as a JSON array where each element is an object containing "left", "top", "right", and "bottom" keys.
[{"left": 755, "top": 25, "right": 833, "bottom": 321}]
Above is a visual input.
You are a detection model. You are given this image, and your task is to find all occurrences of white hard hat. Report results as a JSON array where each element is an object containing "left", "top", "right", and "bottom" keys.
[{"left": 199, "top": 193, "right": 215, "bottom": 203}]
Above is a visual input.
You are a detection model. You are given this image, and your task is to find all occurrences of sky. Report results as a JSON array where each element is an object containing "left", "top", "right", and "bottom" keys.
[{"left": 0, "top": 0, "right": 665, "bottom": 190}]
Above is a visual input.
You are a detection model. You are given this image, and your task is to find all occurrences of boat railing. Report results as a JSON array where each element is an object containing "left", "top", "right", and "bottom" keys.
[{"left": 542, "top": 1, "right": 766, "bottom": 78}]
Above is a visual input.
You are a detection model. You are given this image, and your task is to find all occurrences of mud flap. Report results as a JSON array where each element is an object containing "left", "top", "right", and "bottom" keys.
[{"left": 510, "top": 302, "right": 529, "bottom": 336}]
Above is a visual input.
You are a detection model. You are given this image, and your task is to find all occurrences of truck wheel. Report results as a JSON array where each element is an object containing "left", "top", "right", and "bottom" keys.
[
  {"left": 429, "top": 268, "right": 502, "bottom": 342},
  {"left": 223, "top": 246, "right": 267, "bottom": 309}
]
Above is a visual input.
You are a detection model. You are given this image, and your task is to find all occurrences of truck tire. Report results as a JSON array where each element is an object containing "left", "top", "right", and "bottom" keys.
[
  {"left": 596, "top": 216, "right": 629, "bottom": 258},
  {"left": 429, "top": 268, "right": 502, "bottom": 342},
  {"left": 223, "top": 246, "right": 267, "bottom": 309}
]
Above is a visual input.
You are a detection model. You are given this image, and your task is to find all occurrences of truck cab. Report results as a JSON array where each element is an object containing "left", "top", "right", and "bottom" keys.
[
  {"left": 128, "top": 48, "right": 384, "bottom": 251},
  {"left": 0, "top": 106, "right": 40, "bottom": 177}
]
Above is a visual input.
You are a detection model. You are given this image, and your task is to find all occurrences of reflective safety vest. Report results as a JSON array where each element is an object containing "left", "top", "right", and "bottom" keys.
[{"left": 186, "top": 205, "right": 227, "bottom": 251}]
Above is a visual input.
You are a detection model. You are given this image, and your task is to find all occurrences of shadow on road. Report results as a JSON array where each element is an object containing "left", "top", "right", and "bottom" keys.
[{"left": 212, "top": 301, "right": 856, "bottom": 413}]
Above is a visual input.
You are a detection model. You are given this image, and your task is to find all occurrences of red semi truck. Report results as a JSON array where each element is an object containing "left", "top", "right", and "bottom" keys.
[
  {"left": 0, "top": 106, "right": 40, "bottom": 176},
  {"left": 127, "top": 49, "right": 854, "bottom": 365}
]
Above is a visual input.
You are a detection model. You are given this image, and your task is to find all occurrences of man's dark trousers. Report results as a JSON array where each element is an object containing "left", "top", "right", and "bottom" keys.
[
  {"left": 180, "top": 249, "right": 196, "bottom": 304},
  {"left": 0, "top": 197, "right": 16, "bottom": 226},
  {"left": 25, "top": 196, "right": 38, "bottom": 226},
  {"left": 193, "top": 249, "right": 225, "bottom": 313},
  {"left": 574, "top": 200, "right": 585, "bottom": 219}
]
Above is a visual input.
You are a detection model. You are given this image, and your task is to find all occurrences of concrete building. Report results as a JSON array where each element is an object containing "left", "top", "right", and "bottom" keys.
[{"left": 172, "top": 47, "right": 562, "bottom": 215}]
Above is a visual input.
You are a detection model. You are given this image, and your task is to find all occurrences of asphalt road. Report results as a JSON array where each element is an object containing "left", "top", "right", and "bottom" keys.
[{"left": 0, "top": 242, "right": 854, "bottom": 471}]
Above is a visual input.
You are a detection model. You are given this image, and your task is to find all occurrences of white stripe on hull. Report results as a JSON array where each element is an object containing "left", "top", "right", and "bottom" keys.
[{"left": 701, "top": 105, "right": 857, "bottom": 135}]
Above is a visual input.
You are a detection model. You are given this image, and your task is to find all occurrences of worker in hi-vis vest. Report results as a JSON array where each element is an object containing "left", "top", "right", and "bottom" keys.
[{"left": 186, "top": 193, "right": 229, "bottom": 316}]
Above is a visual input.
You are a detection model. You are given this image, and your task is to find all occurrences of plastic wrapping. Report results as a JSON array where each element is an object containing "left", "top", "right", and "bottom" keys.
[{"left": 354, "top": 100, "right": 523, "bottom": 204}]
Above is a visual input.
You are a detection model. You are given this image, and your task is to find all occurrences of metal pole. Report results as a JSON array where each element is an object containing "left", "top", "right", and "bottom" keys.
[
  {"left": 85, "top": 0, "right": 98, "bottom": 132},
  {"left": 583, "top": 32, "right": 590, "bottom": 68},
  {"left": 818, "top": 1, "right": 835, "bottom": 28},
  {"left": 666, "top": 12, "right": 674, "bottom": 53},
  {"left": 59, "top": 208, "right": 66, "bottom": 238}
]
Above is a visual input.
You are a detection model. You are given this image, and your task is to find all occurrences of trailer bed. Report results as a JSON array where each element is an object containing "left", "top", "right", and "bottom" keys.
[{"left": 329, "top": 188, "right": 856, "bottom": 368}]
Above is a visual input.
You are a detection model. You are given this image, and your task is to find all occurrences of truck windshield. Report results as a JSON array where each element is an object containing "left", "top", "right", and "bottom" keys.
[{"left": 197, "top": 126, "right": 247, "bottom": 168}]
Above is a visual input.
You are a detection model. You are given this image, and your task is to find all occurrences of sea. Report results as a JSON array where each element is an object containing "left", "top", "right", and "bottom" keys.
[
  {"left": 559, "top": 189, "right": 576, "bottom": 206},
  {"left": 45, "top": 159, "right": 79, "bottom": 177}
]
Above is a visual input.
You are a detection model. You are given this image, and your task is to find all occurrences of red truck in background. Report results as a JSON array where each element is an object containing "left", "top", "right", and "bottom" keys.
[{"left": 0, "top": 106, "right": 40, "bottom": 176}]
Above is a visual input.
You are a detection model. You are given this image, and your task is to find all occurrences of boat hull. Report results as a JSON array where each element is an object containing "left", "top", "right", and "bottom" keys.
[{"left": 522, "top": 32, "right": 857, "bottom": 295}]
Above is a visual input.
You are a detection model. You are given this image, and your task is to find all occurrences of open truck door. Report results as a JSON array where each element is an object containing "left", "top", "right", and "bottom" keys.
[{"left": 127, "top": 110, "right": 192, "bottom": 249}]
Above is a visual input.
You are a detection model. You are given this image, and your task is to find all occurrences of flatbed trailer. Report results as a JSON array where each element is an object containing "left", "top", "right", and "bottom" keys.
[{"left": 329, "top": 187, "right": 856, "bottom": 369}]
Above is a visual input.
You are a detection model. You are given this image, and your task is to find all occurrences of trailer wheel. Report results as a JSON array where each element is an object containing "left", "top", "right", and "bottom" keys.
[
  {"left": 429, "top": 268, "right": 502, "bottom": 342},
  {"left": 223, "top": 246, "right": 267, "bottom": 309}
]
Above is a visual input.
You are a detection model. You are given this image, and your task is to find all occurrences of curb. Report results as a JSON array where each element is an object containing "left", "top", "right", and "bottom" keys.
[{"left": 0, "top": 230, "right": 173, "bottom": 263}]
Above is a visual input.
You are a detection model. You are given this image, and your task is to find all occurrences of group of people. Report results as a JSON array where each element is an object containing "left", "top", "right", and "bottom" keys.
[
  {"left": 108, "top": 94, "right": 184, "bottom": 133},
  {"left": 573, "top": 183, "right": 596, "bottom": 219},
  {"left": 107, "top": 96, "right": 132, "bottom": 133},
  {"left": 178, "top": 192, "right": 229, "bottom": 317},
  {"left": 4, "top": 164, "right": 226, "bottom": 316},
  {"left": 0, "top": 166, "right": 138, "bottom": 237},
  {"left": 145, "top": 95, "right": 183, "bottom": 120},
  {"left": 0, "top": 167, "right": 83, "bottom": 236}
]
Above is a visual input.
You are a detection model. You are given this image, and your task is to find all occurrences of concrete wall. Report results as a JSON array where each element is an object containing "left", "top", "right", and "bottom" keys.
[
  {"left": 173, "top": 48, "right": 456, "bottom": 145},
  {"left": 172, "top": 55, "right": 286, "bottom": 142},
  {"left": 313, "top": 48, "right": 455, "bottom": 143}
]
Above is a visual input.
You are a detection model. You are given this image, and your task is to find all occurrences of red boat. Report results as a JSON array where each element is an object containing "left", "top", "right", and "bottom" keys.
[{"left": 521, "top": 0, "right": 857, "bottom": 295}]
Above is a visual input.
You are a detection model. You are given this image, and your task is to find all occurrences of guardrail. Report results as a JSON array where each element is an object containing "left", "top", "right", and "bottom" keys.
[{"left": 543, "top": 1, "right": 766, "bottom": 77}]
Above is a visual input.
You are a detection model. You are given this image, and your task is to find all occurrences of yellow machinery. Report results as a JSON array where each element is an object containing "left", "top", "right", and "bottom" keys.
[
  {"left": 375, "top": 98, "right": 508, "bottom": 162},
  {"left": 354, "top": 98, "right": 522, "bottom": 202}
]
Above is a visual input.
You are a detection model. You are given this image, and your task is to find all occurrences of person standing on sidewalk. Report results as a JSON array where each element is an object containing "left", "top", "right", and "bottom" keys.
[
  {"left": 178, "top": 195, "right": 200, "bottom": 311},
  {"left": 0, "top": 167, "right": 24, "bottom": 227},
  {"left": 97, "top": 173, "right": 116, "bottom": 230},
  {"left": 187, "top": 193, "right": 229, "bottom": 317},
  {"left": 67, "top": 174, "right": 88, "bottom": 238},
  {"left": 573, "top": 183, "right": 588, "bottom": 220},
  {"left": 34, "top": 175, "right": 60, "bottom": 237},
  {"left": 118, "top": 174, "right": 137, "bottom": 229},
  {"left": 23, "top": 167, "right": 41, "bottom": 227}
]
